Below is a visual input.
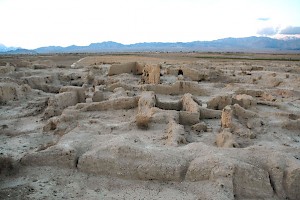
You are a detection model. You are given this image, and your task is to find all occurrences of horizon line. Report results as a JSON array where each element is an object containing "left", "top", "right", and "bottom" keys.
[{"left": 0, "top": 35, "right": 285, "bottom": 50}]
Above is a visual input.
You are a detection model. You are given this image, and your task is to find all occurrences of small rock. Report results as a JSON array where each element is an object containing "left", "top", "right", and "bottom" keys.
[{"left": 191, "top": 122, "right": 207, "bottom": 132}]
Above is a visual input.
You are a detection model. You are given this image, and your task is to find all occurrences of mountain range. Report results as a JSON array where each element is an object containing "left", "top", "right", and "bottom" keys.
[
  {"left": 0, "top": 44, "right": 18, "bottom": 52},
  {"left": 1, "top": 36, "right": 300, "bottom": 54}
]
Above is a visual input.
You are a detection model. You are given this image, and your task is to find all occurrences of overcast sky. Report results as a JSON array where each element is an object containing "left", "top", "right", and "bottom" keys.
[{"left": 0, "top": 0, "right": 299, "bottom": 49}]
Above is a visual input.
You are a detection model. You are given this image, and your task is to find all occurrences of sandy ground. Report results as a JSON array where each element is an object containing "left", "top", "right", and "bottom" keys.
[{"left": 0, "top": 53, "right": 300, "bottom": 200}]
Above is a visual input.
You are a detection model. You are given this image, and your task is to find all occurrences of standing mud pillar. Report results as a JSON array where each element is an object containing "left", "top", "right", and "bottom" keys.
[
  {"left": 179, "top": 93, "right": 200, "bottom": 125},
  {"left": 141, "top": 64, "right": 160, "bottom": 84},
  {"left": 221, "top": 105, "right": 233, "bottom": 129},
  {"left": 217, "top": 105, "right": 239, "bottom": 148},
  {"left": 165, "top": 119, "right": 187, "bottom": 146},
  {"left": 136, "top": 91, "right": 156, "bottom": 129}
]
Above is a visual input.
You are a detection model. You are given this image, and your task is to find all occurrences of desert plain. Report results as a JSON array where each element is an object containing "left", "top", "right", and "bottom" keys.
[{"left": 0, "top": 52, "right": 300, "bottom": 200}]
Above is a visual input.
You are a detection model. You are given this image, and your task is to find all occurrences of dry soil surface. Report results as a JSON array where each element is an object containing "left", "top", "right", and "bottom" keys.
[{"left": 0, "top": 53, "right": 300, "bottom": 200}]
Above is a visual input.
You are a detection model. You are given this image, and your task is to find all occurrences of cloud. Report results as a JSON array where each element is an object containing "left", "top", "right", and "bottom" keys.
[
  {"left": 257, "top": 27, "right": 279, "bottom": 36},
  {"left": 280, "top": 26, "right": 300, "bottom": 35},
  {"left": 257, "top": 17, "right": 270, "bottom": 21}
]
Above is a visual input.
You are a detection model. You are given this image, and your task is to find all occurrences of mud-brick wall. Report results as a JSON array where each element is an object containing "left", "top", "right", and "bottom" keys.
[
  {"left": 108, "top": 62, "right": 144, "bottom": 76},
  {"left": 166, "top": 66, "right": 207, "bottom": 81}
]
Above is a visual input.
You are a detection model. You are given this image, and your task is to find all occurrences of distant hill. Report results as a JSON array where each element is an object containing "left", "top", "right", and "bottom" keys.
[
  {"left": 34, "top": 37, "right": 300, "bottom": 53},
  {"left": 0, "top": 44, "right": 17, "bottom": 52},
  {"left": 1, "top": 37, "right": 300, "bottom": 54},
  {"left": 34, "top": 42, "right": 125, "bottom": 54},
  {"left": 0, "top": 48, "right": 37, "bottom": 55}
]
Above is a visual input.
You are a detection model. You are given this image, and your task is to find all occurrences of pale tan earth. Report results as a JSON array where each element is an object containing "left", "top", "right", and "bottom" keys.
[{"left": 0, "top": 53, "right": 300, "bottom": 200}]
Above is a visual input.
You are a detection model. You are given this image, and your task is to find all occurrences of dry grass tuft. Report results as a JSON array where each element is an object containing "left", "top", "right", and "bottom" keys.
[{"left": 136, "top": 114, "right": 150, "bottom": 129}]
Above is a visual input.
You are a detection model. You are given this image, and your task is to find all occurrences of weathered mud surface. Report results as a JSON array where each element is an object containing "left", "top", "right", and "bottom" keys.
[{"left": 1, "top": 53, "right": 300, "bottom": 199}]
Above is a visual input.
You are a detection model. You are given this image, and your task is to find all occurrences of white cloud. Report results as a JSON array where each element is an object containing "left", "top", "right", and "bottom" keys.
[
  {"left": 280, "top": 26, "right": 300, "bottom": 35},
  {"left": 257, "top": 27, "right": 280, "bottom": 36}
]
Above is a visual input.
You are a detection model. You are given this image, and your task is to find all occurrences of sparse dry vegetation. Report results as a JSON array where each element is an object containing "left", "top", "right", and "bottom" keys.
[{"left": 136, "top": 114, "right": 150, "bottom": 129}]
